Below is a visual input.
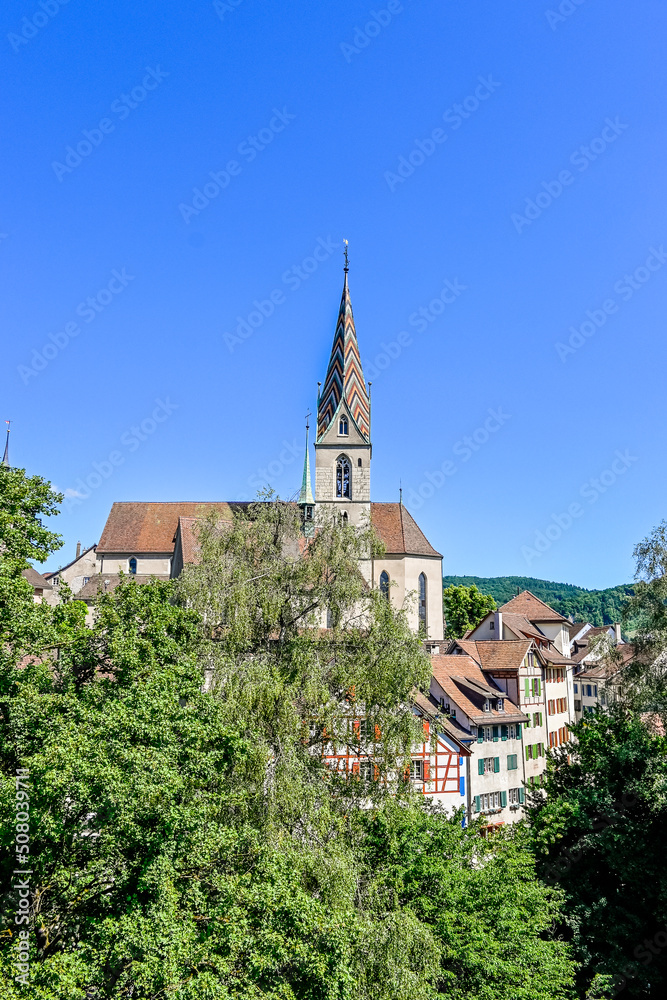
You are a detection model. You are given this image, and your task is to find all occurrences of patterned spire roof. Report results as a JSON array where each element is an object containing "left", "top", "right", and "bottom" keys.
[{"left": 317, "top": 272, "right": 370, "bottom": 441}]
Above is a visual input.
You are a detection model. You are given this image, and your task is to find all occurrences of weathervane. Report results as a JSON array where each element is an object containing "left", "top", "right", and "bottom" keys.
[
  {"left": 343, "top": 239, "right": 349, "bottom": 273},
  {"left": 305, "top": 410, "right": 311, "bottom": 432}
]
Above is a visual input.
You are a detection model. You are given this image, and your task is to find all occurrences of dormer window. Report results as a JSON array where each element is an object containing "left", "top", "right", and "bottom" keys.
[
  {"left": 497, "top": 699, "right": 504, "bottom": 712},
  {"left": 483, "top": 699, "right": 491, "bottom": 713},
  {"left": 338, "top": 416, "right": 348, "bottom": 436}
]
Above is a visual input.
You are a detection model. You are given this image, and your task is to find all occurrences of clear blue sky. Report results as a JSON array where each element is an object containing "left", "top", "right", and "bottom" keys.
[{"left": 2, "top": 0, "right": 666, "bottom": 589}]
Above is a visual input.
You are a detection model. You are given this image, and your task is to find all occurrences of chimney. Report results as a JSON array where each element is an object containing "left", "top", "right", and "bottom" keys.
[
  {"left": 614, "top": 623, "right": 622, "bottom": 644},
  {"left": 76, "top": 541, "right": 81, "bottom": 559},
  {"left": 494, "top": 610, "right": 503, "bottom": 638}
]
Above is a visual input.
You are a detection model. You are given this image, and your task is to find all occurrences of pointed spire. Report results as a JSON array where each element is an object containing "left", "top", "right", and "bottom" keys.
[
  {"left": 317, "top": 243, "right": 370, "bottom": 441},
  {"left": 299, "top": 413, "right": 314, "bottom": 505},
  {"left": 2, "top": 421, "right": 9, "bottom": 468}
]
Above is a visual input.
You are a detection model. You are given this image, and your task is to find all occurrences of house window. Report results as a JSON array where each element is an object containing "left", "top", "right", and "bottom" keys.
[
  {"left": 483, "top": 699, "right": 490, "bottom": 713},
  {"left": 410, "top": 759, "right": 424, "bottom": 780},
  {"left": 507, "top": 754, "right": 518, "bottom": 770},
  {"left": 129, "top": 557, "right": 137, "bottom": 574},
  {"left": 359, "top": 760, "right": 373, "bottom": 780},
  {"left": 380, "top": 571, "right": 390, "bottom": 600},
  {"left": 496, "top": 699, "right": 504, "bottom": 712},
  {"left": 574, "top": 683, "right": 578, "bottom": 694},
  {"left": 489, "top": 619, "right": 494, "bottom": 630},
  {"left": 418, "top": 574, "right": 427, "bottom": 631},
  {"left": 336, "top": 456, "right": 351, "bottom": 498},
  {"left": 83, "top": 576, "right": 90, "bottom": 585},
  {"left": 483, "top": 726, "right": 493, "bottom": 741},
  {"left": 338, "top": 416, "right": 348, "bottom": 436},
  {"left": 341, "top": 511, "right": 349, "bottom": 524}
]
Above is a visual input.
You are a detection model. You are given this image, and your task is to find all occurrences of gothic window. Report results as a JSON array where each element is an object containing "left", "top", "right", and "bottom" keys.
[
  {"left": 339, "top": 416, "right": 348, "bottom": 435},
  {"left": 418, "top": 573, "right": 427, "bottom": 631},
  {"left": 357, "top": 458, "right": 362, "bottom": 467},
  {"left": 129, "top": 557, "right": 137, "bottom": 575},
  {"left": 336, "top": 455, "right": 351, "bottom": 498},
  {"left": 380, "top": 571, "right": 390, "bottom": 600}
]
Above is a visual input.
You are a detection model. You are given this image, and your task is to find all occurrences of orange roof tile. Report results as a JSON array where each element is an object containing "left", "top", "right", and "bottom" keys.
[
  {"left": 500, "top": 590, "right": 567, "bottom": 622},
  {"left": 370, "top": 503, "right": 441, "bottom": 557},
  {"left": 97, "top": 500, "right": 441, "bottom": 558},
  {"left": 430, "top": 654, "right": 526, "bottom": 725}
]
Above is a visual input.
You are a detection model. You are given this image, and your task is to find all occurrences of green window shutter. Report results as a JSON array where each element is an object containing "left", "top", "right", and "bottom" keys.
[
  {"left": 501, "top": 725, "right": 508, "bottom": 741},
  {"left": 524, "top": 678, "right": 530, "bottom": 699},
  {"left": 474, "top": 795, "right": 481, "bottom": 812},
  {"left": 493, "top": 726, "right": 499, "bottom": 742},
  {"left": 536, "top": 679, "right": 541, "bottom": 696},
  {"left": 516, "top": 723, "right": 521, "bottom": 738},
  {"left": 500, "top": 790, "right": 507, "bottom": 808},
  {"left": 518, "top": 787, "right": 525, "bottom": 804},
  {"left": 477, "top": 734, "right": 483, "bottom": 744},
  {"left": 525, "top": 745, "right": 531, "bottom": 761},
  {"left": 494, "top": 757, "right": 500, "bottom": 773},
  {"left": 478, "top": 758, "right": 485, "bottom": 775}
]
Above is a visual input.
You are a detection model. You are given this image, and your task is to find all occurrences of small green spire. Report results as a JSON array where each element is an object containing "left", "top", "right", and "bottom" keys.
[{"left": 299, "top": 414, "right": 314, "bottom": 506}]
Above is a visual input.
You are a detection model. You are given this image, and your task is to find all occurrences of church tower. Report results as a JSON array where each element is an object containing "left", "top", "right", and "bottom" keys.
[{"left": 315, "top": 250, "right": 371, "bottom": 528}]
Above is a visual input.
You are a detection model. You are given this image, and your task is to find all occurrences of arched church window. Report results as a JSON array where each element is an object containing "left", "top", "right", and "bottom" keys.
[
  {"left": 129, "top": 557, "right": 137, "bottom": 575},
  {"left": 339, "top": 416, "right": 348, "bottom": 436},
  {"left": 380, "top": 571, "right": 390, "bottom": 600},
  {"left": 418, "top": 573, "right": 427, "bottom": 631},
  {"left": 357, "top": 458, "right": 362, "bottom": 467},
  {"left": 336, "top": 455, "right": 351, "bottom": 498}
]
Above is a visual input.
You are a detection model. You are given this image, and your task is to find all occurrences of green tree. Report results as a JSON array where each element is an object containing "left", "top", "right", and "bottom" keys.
[
  {"left": 1, "top": 488, "right": 579, "bottom": 998},
  {"left": 529, "top": 710, "right": 667, "bottom": 999},
  {"left": 443, "top": 583, "right": 496, "bottom": 639},
  {"left": 358, "top": 803, "right": 575, "bottom": 1000}
]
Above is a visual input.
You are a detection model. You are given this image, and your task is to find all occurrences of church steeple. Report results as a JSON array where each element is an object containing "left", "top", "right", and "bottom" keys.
[
  {"left": 298, "top": 416, "right": 314, "bottom": 506},
  {"left": 316, "top": 247, "right": 370, "bottom": 443},
  {"left": 2, "top": 421, "right": 9, "bottom": 468},
  {"left": 313, "top": 245, "right": 372, "bottom": 526}
]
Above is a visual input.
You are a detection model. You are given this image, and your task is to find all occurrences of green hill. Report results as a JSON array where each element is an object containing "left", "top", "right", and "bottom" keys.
[{"left": 442, "top": 575, "right": 635, "bottom": 627}]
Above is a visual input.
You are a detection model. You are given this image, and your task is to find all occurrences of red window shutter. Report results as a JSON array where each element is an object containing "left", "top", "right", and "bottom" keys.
[
  {"left": 423, "top": 761, "right": 430, "bottom": 781},
  {"left": 352, "top": 762, "right": 359, "bottom": 776},
  {"left": 353, "top": 720, "right": 360, "bottom": 738},
  {"left": 373, "top": 763, "right": 380, "bottom": 782},
  {"left": 374, "top": 724, "right": 382, "bottom": 741},
  {"left": 423, "top": 720, "right": 430, "bottom": 737}
]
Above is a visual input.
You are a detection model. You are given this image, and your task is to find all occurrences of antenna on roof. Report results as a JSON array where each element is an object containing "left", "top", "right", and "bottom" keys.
[{"left": 399, "top": 480, "right": 403, "bottom": 506}]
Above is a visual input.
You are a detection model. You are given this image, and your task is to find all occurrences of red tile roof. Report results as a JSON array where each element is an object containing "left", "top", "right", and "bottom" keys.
[
  {"left": 97, "top": 502, "right": 248, "bottom": 553},
  {"left": 371, "top": 503, "right": 441, "bottom": 557},
  {"left": 97, "top": 501, "right": 441, "bottom": 558},
  {"left": 430, "top": 654, "right": 526, "bottom": 725},
  {"left": 473, "top": 640, "right": 532, "bottom": 673},
  {"left": 500, "top": 590, "right": 567, "bottom": 622}
]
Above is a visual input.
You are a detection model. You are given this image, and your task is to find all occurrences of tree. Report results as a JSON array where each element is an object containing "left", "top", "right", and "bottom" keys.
[
  {"left": 443, "top": 583, "right": 496, "bottom": 639},
  {"left": 529, "top": 709, "right": 667, "bottom": 999},
  {"left": 357, "top": 803, "right": 575, "bottom": 1000},
  {"left": 1, "top": 488, "right": 579, "bottom": 997}
]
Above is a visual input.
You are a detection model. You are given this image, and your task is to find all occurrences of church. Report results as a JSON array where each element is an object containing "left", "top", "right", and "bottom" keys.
[{"left": 87, "top": 257, "right": 446, "bottom": 641}]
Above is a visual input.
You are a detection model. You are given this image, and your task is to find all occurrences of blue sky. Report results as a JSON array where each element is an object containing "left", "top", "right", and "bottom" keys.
[{"left": 2, "top": 0, "right": 666, "bottom": 589}]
